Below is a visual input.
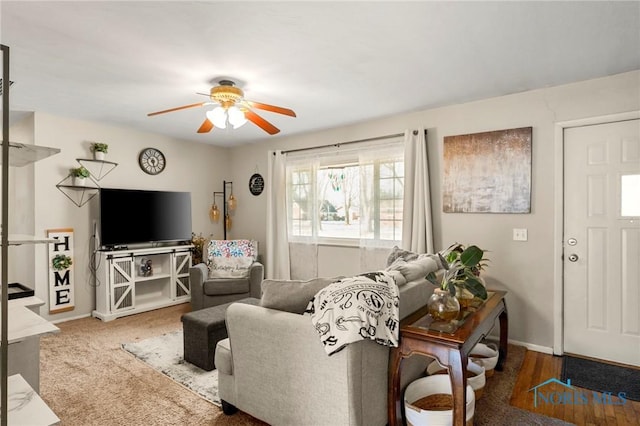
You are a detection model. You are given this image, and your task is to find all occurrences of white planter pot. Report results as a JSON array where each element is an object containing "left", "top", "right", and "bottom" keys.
[
  {"left": 73, "top": 176, "right": 87, "bottom": 187},
  {"left": 93, "top": 151, "right": 106, "bottom": 161},
  {"left": 404, "top": 374, "right": 475, "bottom": 426}
]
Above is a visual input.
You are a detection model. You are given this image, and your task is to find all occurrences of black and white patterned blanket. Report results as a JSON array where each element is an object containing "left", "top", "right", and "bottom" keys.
[{"left": 305, "top": 271, "right": 400, "bottom": 356}]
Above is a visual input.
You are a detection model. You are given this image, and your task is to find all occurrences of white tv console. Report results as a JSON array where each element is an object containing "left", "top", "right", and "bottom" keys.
[{"left": 92, "top": 244, "right": 193, "bottom": 321}]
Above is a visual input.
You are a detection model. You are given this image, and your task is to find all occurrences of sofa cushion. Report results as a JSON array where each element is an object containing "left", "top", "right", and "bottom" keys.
[
  {"left": 387, "top": 255, "right": 440, "bottom": 282},
  {"left": 386, "top": 269, "right": 407, "bottom": 286},
  {"left": 386, "top": 246, "right": 419, "bottom": 267},
  {"left": 203, "top": 278, "right": 250, "bottom": 296},
  {"left": 260, "top": 277, "right": 338, "bottom": 314},
  {"left": 206, "top": 239, "right": 258, "bottom": 278}
]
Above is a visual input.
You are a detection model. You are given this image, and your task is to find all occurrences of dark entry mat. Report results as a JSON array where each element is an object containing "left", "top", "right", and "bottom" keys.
[{"left": 561, "top": 355, "right": 640, "bottom": 401}]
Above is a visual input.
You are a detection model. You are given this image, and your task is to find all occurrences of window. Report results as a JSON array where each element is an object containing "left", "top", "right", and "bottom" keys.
[
  {"left": 621, "top": 174, "right": 640, "bottom": 217},
  {"left": 286, "top": 141, "right": 404, "bottom": 244}
]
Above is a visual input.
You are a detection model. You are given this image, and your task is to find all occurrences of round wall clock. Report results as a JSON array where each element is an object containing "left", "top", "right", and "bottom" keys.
[
  {"left": 249, "top": 173, "right": 264, "bottom": 196},
  {"left": 138, "top": 148, "right": 166, "bottom": 175}
]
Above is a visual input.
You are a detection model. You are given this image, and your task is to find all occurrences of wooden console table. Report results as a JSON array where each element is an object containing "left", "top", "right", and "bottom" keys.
[{"left": 388, "top": 290, "right": 508, "bottom": 426}]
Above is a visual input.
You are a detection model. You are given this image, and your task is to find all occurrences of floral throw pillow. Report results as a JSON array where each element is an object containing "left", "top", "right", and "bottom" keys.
[{"left": 207, "top": 240, "right": 258, "bottom": 278}]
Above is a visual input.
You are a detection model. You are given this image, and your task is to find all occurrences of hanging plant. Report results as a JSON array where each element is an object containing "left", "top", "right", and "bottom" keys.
[{"left": 52, "top": 254, "right": 73, "bottom": 271}]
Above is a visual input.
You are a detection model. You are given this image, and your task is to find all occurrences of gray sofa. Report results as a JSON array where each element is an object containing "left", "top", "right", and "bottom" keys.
[
  {"left": 189, "top": 262, "right": 264, "bottom": 311},
  {"left": 215, "top": 259, "right": 440, "bottom": 425}
]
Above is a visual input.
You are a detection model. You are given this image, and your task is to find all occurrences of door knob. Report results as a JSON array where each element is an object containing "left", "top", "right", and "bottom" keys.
[{"left": 568, "top": 254, "right": 579, "bottom": 262}]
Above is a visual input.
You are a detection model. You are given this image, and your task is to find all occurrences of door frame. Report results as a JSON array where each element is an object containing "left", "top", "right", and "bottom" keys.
[{"left": 553, "top": 110, "right": 640, "bottom": 356}]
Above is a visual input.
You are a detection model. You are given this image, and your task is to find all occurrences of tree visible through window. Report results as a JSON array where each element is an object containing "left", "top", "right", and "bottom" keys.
[{"left": 287, "top": 144, "right": 404, "bottom": 244}]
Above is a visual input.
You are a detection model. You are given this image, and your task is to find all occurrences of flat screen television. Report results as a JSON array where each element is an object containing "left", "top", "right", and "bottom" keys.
[{"left": 99, "top": 188, "right": 192, "bottom": 248}]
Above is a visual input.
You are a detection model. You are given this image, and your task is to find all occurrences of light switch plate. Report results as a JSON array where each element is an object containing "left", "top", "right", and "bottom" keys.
[{"left": 513, "top": 228, "right": 528, "bottom": 241}]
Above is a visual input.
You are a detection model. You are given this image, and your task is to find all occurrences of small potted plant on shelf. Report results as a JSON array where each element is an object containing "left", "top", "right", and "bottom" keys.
[
  {"left": 52, "top": 254, "right": 72, "bottom": 271},
  {"left": 90, "top": 142, "right": 109, "bottom": 160},
  {"left": 426, "top": 243, "right": 489, "bottom": 321},
  {"left": 70, "top": 166, "right": 90, "bottom": 186}
]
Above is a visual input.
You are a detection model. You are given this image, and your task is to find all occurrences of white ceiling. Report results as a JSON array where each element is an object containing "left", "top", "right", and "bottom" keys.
[{"left": 1, "top": 1, "right": 639, "bottom": 146}]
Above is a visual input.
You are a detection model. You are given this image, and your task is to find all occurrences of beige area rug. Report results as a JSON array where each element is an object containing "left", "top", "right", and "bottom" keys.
[
  {"left": 40, "top": 303, "right": 567, "bottom": 425},
  {"left": 122, "top": 330, "right": 220, "bottom": 405}
]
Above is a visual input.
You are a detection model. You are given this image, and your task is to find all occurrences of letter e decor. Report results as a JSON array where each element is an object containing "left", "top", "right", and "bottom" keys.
[{"left": 47, "top": 228, "right": 75, "bottom": 314}]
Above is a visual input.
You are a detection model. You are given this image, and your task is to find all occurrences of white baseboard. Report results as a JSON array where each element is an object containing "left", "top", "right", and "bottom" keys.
[
  {"left": 484, "top": 336, "right": 554, "bottom": 355},
  {"left": 50, "top": 312, "right": 92, "bottom": 324}
]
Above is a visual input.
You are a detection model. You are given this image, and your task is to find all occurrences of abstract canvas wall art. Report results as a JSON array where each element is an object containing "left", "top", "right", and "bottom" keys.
[{"left": 443, "top": 127, "right": 532, "bottom": 213}]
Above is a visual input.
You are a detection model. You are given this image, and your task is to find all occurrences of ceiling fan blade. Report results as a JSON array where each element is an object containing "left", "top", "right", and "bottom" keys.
[
  {"left": 244, "top": 101, "right": 296, "bottom": 117},
  {"left": 245, "top": 110, "right": 280, "bottom": 135},
  {"left": 197, "top": 118, "right": 214, "bottom": 133},
  {"left": 147, "top": 102, "right": 207, "bottom": 117}
]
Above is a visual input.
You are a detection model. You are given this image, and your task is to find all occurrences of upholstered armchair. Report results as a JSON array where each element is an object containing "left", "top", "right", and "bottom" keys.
[
  {"left": 189, "top": 239, "right": 264, "bottom": 311},
  {"left": 189, "top": 262, "right": 264, "bottom": 311}
]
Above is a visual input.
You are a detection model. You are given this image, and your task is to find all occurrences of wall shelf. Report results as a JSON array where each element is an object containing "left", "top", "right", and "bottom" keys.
[
  {"left": 55, "top": 175, "right": 100, "bottom": 207},
  {"left": 1, "top": 142, "right": 60, "bottom": 167},
  {"left": 77, "top": 158, "right": 117, "bottom": 181},
  {"left": 56, "top": 159, "right": 117, "bottom": 207},
  {"left": 5, "top": 234, "right": 57, "bottom": 246}
]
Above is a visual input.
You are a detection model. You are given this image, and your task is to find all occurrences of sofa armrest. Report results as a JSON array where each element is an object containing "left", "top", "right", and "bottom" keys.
[
  {"left": 248, "top": 262, "right": 264, "bottom": 299},
  {"left": 224, "top": 303, "right": 389, "bottom": 425},
  {"left": 189, "top": 263, "right": 208, "bottom": 311}
]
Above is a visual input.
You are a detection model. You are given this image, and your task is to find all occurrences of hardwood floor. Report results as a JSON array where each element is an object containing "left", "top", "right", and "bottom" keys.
[{"left": 510, "top": 350, "right": 640, "bottom": 425}]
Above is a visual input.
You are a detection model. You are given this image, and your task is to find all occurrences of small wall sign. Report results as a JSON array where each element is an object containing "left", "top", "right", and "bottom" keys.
[
  {"left": 249, "top": 173, "right": 264, "bottom": 196},
  {"left": 47, "top": 228, "right": 75, "bottom": 314}
]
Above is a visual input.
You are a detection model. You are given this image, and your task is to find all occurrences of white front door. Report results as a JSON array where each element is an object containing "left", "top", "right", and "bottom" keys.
[{"left": 563, "top": 118, "right": 640, "bottom": 367}]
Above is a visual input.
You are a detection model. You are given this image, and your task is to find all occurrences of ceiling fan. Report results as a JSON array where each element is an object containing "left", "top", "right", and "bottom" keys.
[{"left": 147, "top": 79, "right": 296, "bottom": 135}]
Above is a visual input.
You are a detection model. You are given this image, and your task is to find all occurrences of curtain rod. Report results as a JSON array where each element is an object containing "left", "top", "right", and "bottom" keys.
[{"left": 279, "top": 129, "right": 423, "bottom": 155}]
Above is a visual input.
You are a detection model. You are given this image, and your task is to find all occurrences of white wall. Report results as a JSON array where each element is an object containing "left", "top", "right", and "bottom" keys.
[
  {"left": 23, "top": 112, "right": 230, "bottom": 322},
  {"left": 229, "top": 70, "right": 640, "bottom": 350}
]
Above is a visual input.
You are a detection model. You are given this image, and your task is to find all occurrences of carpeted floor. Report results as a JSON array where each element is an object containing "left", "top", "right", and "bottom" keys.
[
  {"left": 561, "top": 355, "right": 640, "bottom": 402},
  {"left": 40, "top": 303, "right": 265, "bottom": 426},
  {"left": 41, "top": 303, "right": 568, "bottom": 425}
]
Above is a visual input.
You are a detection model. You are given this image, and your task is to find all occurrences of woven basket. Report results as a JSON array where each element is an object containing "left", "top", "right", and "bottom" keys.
[
  {"left": 470, "top": 342, "right": 499, "bottom": 377},
  {"left": 426, "top": 359, "right": 486, "bottom": 400},
  {"left": 404, "top": 375, "right": 475, "bottom": 426}
]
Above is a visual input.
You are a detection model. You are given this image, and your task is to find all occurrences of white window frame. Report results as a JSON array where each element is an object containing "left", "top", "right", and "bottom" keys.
[{"left": 285, "top": 140, "right": 404, "bottom": 247}]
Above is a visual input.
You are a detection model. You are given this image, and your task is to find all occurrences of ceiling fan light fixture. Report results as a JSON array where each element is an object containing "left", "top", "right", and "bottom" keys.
[
  {"left": 228, "top": 106, "right": 247, "bottom": 129},
  {"left": 148, "top": 78, "right": 295, "bottom": 135},
  {"left": 210, "top": 80, "right": 244, "bottom": 104},
  {"left": 206, "top": 106, "right": 228, "bottom": 129}
]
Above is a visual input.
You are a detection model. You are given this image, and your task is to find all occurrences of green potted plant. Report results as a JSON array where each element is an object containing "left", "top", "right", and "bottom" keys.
[
  {"left": 52, "top": 254, "right": 72, "bottom": 271},
  {"left": 426, "top": 243, "right": 489, "bottom": 321},
  {"left": 90, "top": 142, "right": 109, "bottom": 160},
  {"left": 70, "top": 166, "right": 90, "bottom": 186}
]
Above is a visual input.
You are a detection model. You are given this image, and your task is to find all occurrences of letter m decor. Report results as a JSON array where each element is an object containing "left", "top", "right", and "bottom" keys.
[{"left": 47, "top": 228, "right": 75, "bottom": 314}]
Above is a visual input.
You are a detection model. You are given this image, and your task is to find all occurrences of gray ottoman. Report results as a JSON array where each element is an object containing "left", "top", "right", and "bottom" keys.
[{"left": 181, "top": 297, "right": 260, "bottom": 371}]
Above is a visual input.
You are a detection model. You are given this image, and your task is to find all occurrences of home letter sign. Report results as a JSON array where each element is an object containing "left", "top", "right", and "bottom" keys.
[{"left": 47, "top": 228, "right": 75, "bottom": 314}]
